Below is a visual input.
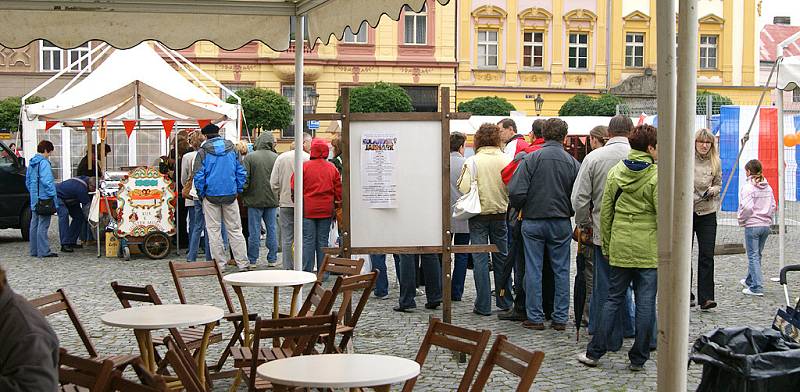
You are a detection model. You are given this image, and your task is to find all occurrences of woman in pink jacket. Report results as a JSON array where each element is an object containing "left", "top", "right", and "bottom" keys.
[{"left": 737, "top": 159, "right": 776, "bottom": 296}]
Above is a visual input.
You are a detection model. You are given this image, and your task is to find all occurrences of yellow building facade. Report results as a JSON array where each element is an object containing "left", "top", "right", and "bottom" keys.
[{"left": 456, "top": 0, "right": 762, "bottom": 115}]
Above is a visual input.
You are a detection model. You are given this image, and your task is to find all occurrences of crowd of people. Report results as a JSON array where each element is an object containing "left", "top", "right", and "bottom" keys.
[{"left": 23, "top": 116, "right": 777, "bottom": 372}]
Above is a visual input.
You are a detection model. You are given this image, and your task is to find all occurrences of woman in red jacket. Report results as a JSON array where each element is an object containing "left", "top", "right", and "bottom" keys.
[{"left": 291, "top": 139, "right": 342, "bottom": 273}]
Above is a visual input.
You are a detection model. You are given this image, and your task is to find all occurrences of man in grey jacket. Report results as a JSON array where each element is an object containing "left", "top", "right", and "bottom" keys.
[
  {"left": 243, "top": 132, "right": 280, "bottom": 268},
  {"left": 0, "top": 267, "right": 59, "bottom": 391},
  {"left": 571, "top": 115, "right": 635, "bottom": 347},
  {"left": 270, "top": 133, "right": 311, "bottom": 269}
]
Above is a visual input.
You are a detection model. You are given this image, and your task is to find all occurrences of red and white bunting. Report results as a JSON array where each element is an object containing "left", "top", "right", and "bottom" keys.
[
  {"left": 161, "top": 119, "right": 176, "bottom": 139},
  {"left": 197, "top": 119, "right": 211, "bottom": 129},
  {"left": 82, "top": 120, "right": 95, "bottom": 131},
  {"left": 122, "top": 120, "right": 137, "bottom": 138},
  {"left": 44, "top": 120, "right": 59, "bottom": 131}
]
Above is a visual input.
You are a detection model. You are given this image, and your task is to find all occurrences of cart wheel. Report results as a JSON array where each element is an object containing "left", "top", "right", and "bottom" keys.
[
  {"left": 122, "top": 246, "right": 131, "bottom": 261},
  {"left": 142, "top": 232, "right": 171, "bottom": 260}
]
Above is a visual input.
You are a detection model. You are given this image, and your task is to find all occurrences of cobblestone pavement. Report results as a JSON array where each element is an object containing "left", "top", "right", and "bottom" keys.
[{"left": 1, "top": 226, "right": 793, "bottom": 391}]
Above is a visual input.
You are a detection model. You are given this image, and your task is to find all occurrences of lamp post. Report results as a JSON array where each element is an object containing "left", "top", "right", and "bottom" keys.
[
  {"left": 533, "top": 94, "right": 544, "bottom": 116},
  {"left": 309, "top": 90, "right": 320, "bottom": 113}
]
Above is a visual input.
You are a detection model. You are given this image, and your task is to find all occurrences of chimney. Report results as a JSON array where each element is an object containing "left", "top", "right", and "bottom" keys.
[{"left": 774, "top": 16, "right": 791, "bottom": 25}]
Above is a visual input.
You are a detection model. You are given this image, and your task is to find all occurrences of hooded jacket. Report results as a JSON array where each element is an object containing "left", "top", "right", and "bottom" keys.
[
  {"left": 241, "top": 132, "right": 279, "bottom": 208},
  {"left": 56, "top": 176, "right": 92, "bottom": 207},
  {"left": 291, "top": 139, "right": 342, "bottom": 219},
  {"left": 25, "top": 154, "right": 57, "bottom": 211},
  {"left": 737, "top": 176, "right": 776, "bottom": 227},
  {"left": 193, "top": 136, "right": 247, "bottom": 204},
  {"left": 601, "top": 149, "right": 658, "bottom": 269}
]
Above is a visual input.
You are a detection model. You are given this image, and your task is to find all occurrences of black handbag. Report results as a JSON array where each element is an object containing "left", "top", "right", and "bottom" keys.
[{"left": 35, "top": 166, "right": 56, "bottom": 216}]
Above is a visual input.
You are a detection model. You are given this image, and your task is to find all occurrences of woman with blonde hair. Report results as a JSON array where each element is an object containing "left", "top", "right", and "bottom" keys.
[{"left": 692, "top": 128, "right": 721, "bottom": 310}]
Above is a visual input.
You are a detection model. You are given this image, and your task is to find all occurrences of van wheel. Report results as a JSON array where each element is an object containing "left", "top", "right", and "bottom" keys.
[{"left": 20, "top": 206, "right": 31, "bottom": 241}]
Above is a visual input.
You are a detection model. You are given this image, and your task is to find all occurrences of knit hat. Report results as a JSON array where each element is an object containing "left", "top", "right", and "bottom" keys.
[{"left": 201, "top": 123, "right": 220, "bottom": 136}]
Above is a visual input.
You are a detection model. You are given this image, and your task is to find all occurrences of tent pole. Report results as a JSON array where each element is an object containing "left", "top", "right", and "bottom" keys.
[
  {"left": 95, "top": 138, "right": 101, "bottom": 258},
  {"left": 293, "top": 15, "right": 305, "bottom": 272},
  {"left": 777, "top": 55, "right": 785, "bottom": 274},
  {"left": 175, "top": 133, "right": 180, "bottom": 256}
]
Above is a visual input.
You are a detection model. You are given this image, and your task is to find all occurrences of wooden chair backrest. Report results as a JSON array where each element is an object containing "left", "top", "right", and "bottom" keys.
[
  {"left": 163, "top": 337, "right": 204, "bottom": 392},
  {"left": 110, "top": 281, "right": 163, "bottom": 308},
  {"left": 403, "top": 318, "right": 491, "bottom": 392},
  {"left": 58, "top": 348, "right": 115, "bottom": 391},
  {"left": 168, "top": 261, "right": 236, "bottom": 313},
  {"left": 332, "top": 272, "right": 377, "bottom": 330},
  {"left": 470, "top": 335, "right": 545, "bottom": 392},
  {"left": 316, "top": 255, "right": 365, "bottom": 282},
  {"left": 29, "top": 289, "right": 98, "bottom": 357},
  {"left": 295, "top": 280, "right": 339, "bottom": 318},
  {"left": 248, "top": 313, "right": 338, "bottom": 392}
]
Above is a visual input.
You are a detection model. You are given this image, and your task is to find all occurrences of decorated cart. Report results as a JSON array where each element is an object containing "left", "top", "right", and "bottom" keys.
[{"left": 114, "top": 167, "right": 176, "bottom": 260}]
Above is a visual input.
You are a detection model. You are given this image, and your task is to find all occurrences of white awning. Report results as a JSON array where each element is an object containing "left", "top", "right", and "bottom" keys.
[
  {"left": 0, "top": 0, "right": 447, "bottom": 51},
  {"left": 777, "top": 56, "right": 800, "bottom": 91}
]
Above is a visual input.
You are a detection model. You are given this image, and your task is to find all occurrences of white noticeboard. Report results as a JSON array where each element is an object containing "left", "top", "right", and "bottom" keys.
[{"left": 349, "top": 121, "right": 443, "bottom": 248}]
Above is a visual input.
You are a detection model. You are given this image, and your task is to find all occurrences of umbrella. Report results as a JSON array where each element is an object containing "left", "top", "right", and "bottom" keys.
[
  {"left": 572, "top": 228, "right": 593, "bottom": 341},
  {"left": 496, "top": 208, "right": 524, "bottom": 311}
]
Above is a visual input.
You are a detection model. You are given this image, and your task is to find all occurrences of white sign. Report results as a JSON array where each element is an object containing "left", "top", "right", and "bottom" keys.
[
  {"left": 307, "top": 120, "right": 320, "bottom": 130},
  {"left": 360, "top": 132, "right": 398, "bottom": 208}
]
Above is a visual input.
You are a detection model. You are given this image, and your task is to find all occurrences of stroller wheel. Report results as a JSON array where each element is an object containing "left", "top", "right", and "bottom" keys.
[
  {"left": 142, "top": 232, "right": 171, "bottom": 260},
  {"left": 122, "top": 246, "right": 131, "bottom": 261}
]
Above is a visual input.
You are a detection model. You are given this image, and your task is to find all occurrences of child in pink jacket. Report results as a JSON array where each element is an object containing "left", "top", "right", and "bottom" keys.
[{"left": 737, "top": 159, "right": 776, "bottom": 296}]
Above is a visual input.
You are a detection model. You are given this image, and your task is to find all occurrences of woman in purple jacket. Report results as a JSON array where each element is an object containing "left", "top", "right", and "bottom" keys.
[{"left": 737, "top": 159, "right": 776, "bottom": 296}]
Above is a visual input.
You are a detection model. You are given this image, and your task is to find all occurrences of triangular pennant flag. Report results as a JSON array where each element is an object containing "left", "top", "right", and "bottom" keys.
[
  {"left": 122, "top": 120, "right": 137, "bottom": 138},
  {"left": 197, "top": 119, "right": 211, "bottom": 129},
  {"left": 44, "top": 121, "right": 58, "bottom": 131},
  {"left": 161, "top": 119, "right": 176, "bottom": 139},
  {"left": 82, "top": 120, "right": 95, "bottom": 131}
]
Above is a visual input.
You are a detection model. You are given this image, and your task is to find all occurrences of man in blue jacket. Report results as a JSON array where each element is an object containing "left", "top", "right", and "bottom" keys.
[
  {"left": 194, "top": 124, "right": 249, "bottom": 271},
  {"left": 56, "top": 176, "right": 95, "bottom": 253}
]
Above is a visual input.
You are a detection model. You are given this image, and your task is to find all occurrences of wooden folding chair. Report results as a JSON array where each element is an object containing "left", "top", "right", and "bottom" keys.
[
  {"left": 58, "top": 349, "right": 115, "bottom": 392},
  {"left": 163, "top": 336, "right": 205, "bottom": 392},
  {"left": 403, "top": 318, "right": 491, "bottom": 392},
  {"left": 470, "top": 335, "right": 545, "bottom": 392},
  {"left": 327, "top": 272, "right": 377, "bottom": 352},
  {"left": 110, "top": 358, "right": 169, "bottom": 392},
  {"left": 29, "top": 289, "right": 139, "bottom": 372},
  {"left": 242, "top": 313, "right": 338, "bottom": 392},
  {"left": 168, "top": 261, "right": 257, "bottom": 373},
  {"left": 316, "top": 254, "right": 365, "bottom": 282}
]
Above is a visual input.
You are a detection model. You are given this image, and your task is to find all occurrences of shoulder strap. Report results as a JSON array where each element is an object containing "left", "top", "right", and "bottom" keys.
[{"left": 613, "top": 187, "right": 624, "bottom": 208}]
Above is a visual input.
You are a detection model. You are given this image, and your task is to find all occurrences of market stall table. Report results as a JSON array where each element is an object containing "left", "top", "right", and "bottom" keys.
[
  {"left": 257, "top": 353, "right": 421, "bottom": 391},
  {"left": 100, "top": 304, "right": 223, "bottom": 385},
  {"left": 222, "top": 270, "right": 317, "bottom": 346}
]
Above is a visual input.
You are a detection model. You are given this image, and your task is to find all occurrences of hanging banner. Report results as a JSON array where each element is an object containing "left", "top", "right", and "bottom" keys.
[
  {"left": 122, "top": 120, "right": 137, "bottom": 138},
  {"left": 82, "top": 120, "right": 95, "bottom": 131},
  {"left": 44, "top": 120, "right": 58, "bottom": 131},
  {"left": 360, "top": 132, "right": 398, "bottom": 208},
  {"left": 197, "top": 119, "right": 211, "bottom": 129},
  {"left": 161, "top": 119, "right": 176, "bottom": 139}
]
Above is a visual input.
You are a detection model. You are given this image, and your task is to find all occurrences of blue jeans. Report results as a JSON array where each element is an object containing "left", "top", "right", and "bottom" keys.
[
  {"left": 302, "top": 217, "right": 331, "bottom": 272},
  {"left": 452, "top": 233, "right": 470, "bottom": 301},
  {"left": 744, "top": 226, "right": 770, "bottom": 293},
  {"left": 187, "top": 204, "right": 212, "bottom": 262},
  {"left": 371, "top": 254, "right": 389, "bottom": 297},
  {"left": 587, "top": 267, "right": 658, "bottom": 367},
  {"left": 469, "top": 218, "right": 513, "bottom": 314},
  {"left": 520, "top": 218, "right": 571, "bottom": 324},
  {"left": 398, "top": 253, "right": 442, "bottom": 308},
  {"left": 56, "top": 201, "right": 84, "bottom": 246},
  {"left": 29, "top": 213, "right": 52, "bottom": 257},
  {"left": 247, "top": 207, "right": 278, "bottom": 264},
  {"left": 589, "top": 245, "right": 636, "bottom": 345}
]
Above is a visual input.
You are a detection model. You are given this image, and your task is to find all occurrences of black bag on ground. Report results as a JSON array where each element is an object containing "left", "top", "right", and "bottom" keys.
[{"left": 689, "top": 327, "right": 800, "bottom": 392}]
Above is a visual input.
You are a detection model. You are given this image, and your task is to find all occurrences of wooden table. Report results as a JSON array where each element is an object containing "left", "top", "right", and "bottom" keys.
[
  {"left": 257, "top": 353, "right": 420, "bottom": 391},
  {"left": 222, "top": 270, "right": 317, "bottom": 347},
  {"left": 101, "top": 304, "right": 223, "bottom": 385}
]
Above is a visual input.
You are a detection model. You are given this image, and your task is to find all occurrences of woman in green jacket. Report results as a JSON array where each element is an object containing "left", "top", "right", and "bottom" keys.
[{"left": 578, "top": 124, "right": 658, "bottom": 372}]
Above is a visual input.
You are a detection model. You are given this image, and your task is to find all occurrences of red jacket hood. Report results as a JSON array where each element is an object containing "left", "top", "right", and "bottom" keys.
[{"left": 310, "top": 139, "right": 329, "bottom": 159}]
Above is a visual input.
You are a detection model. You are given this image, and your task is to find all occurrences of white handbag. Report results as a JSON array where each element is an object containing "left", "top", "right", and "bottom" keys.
[{"left": 452, "top": 159, "right": 481, "bottom": 220}]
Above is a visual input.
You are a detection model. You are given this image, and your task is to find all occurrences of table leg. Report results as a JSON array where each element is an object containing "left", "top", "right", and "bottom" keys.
[
  {"left": 232, "top": 285, "right": 251, "bottom": 347},
  {"left": 196, "top": 322, "right": 215, "bottom": 387},
  {"left": 272, "top": 286, "right": 279, "bottom": 319},
  {"left": 133, "top": 329, "right": 154, "bottom": 373},
  {"left": 290, "top": 285, "right": 301, "bottom": 316},
  {"left": 272, "top": 383, "right": 289, "bottom": 392},
  {"left": 372, "top": 385, "right": 391, "bottom": 392}
]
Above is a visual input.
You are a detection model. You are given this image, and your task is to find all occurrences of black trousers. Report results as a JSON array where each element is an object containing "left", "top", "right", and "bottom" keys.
[{"left": 693, "top": 212, "right": 717, "bottom": 304}]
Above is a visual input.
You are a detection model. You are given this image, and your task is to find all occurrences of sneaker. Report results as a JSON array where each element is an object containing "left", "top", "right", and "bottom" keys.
[
  {"left": 521, "top": 320, "right": 545, "bottom": 330},
  {"left": 742, "top": 288, "right": 764, "bottom": 297},
  {"left": 247, "top": 264, "right": 256, "bottom": 271},
  {"left": 739, "top": 278, "right": 747, "bottom": 288},
  {"left": 577, "top": 353, "right": 598, "bottom": 367},
  {"left": 374, "top": 294, "right": 390, "bottom": 300},
  {"left": 267, "top": 261, "right": 277, "bottom": 268},
  {"left": 628, "top": 363, "right": 644, "bottom": 372}
]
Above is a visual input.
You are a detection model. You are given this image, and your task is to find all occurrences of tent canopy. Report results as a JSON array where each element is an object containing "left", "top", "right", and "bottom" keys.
[
  {"left": 0, "top": 0, "right": 447, "bottom": 51},
  {"left": 777, "top": 56, "right": 800, "bottom": 91},
  {"left": 25, "top": 43, "right": 237, "bottom": 122}
]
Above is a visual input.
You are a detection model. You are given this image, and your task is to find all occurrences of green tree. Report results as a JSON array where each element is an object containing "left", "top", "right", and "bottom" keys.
[
  {"left": 0, "top": 96, "right": 46, "bottom": 132},
  {"left": 558, "top": 93, "right": 622, "bottom": 116},
  {"left": 226, "top": 88, "right": 292, "bottom": 131},
  {"left": 457, "top": 96, "right": 516, "bottom": 116},
  {"left": 336, "top": 82, "right": 413, "bottom": 113},
  {"left": 592, "top": 94, "right": 623, "bottom": 116},
  {"left": 696, "top": 90, "right": 733, "bottom": 115}
]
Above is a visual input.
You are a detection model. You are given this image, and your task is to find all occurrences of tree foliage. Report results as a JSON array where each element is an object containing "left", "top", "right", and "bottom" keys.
[
  {"left": 558, "top": 94, "right": 622, "bottom": 116},
  {"left": 227, "top": 88, "right": 292, "bottom": 131},
  {"left": 0, "top": 96, "right": 46, "bottom": 132},
  {"left": 457, "top": 96, "right": 516, "bottom": 116},
  {"left": 336, "top": 82, "right": 413, "bottom": 113},
  {"left": 696, "top": 90, "right": 734, "bottom": 115}
]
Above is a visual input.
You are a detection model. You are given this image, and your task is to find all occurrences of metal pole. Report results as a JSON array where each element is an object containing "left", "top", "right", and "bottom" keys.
[
  {"left": 293, "top": 15, "right": 305, "bottom": 272},
  {"left": 777, "top": 50, "right": 785, "bottom": 273},
  {"left": 705, "top": 94, "right": 712, "bottom": 129},
  {"left": 659, "top": 1, "right": 697, "bottom": 391},
  {"left": 175, "top": 134, "right": 180, "bottom": 256}
]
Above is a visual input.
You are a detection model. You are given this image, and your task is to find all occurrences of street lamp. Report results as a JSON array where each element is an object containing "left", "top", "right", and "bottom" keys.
[
  {"left": 309, "top": 90, "right": 320, "bottom": 113},
  {"left": 534, "top": 94, "right": 544, "bottom": 116}
]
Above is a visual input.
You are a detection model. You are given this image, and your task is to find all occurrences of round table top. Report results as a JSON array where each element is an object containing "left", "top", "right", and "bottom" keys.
[
  {"left": 223, "top": 270, "right": 317, "bottom": 288},
  {"left": 256, "top": 354, "right": 420, "bottom": 388},
  {"left": 101, "top": 304, "right": 224, "bottom": 330}
]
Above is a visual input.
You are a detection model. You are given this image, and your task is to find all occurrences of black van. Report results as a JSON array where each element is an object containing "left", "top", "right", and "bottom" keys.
[{"left": 0, "top": 141, "right": 30, "bottom": 240}]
